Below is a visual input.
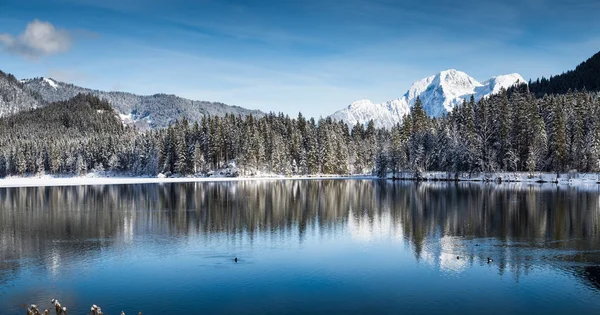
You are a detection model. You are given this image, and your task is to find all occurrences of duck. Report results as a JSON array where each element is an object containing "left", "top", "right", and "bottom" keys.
[
  {"left": 91, "top": 305, "right": 103, "bottom": 315},
  {"left": 29, "top": 305, "right": 40, "bottom": 315},
  {"left": 456, "top": 256, "right": 460, "bottom": 259},
  {"left": 52, "top": 300, "right": 62, "bottom": 314},
  {"left": 487, "top": 257, "right": 493, "bottom": 263},
  {"left": 234, "top": 257, "right": 238, "bottom": 263}
]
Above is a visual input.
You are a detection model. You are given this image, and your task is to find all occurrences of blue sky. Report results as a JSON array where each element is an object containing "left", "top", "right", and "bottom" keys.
[{"left": 1, "top": 0, "right": 600, "bottom": 118}]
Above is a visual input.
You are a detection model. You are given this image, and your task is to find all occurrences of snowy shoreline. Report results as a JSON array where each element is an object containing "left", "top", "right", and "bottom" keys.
[
  {"left": 0, "top": 172, "right": 599, "bottom": 188},
  {"left": 0, "top": 174, "right": 377, "bottom": 188},
  {"left": 387, "top": 171, "right": 600, "bottom": 185}
]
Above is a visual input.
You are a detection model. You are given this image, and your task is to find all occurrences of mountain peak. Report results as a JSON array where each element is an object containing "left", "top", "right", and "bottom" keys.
[
  {"left": 348, "top": 99, "right": 374, "bottom": 108},
  {"left": 436, "top": 69, "right": 481, "bottom": 87}
]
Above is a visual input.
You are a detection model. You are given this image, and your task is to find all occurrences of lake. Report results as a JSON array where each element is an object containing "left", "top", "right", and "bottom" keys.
[{"left": 1, "top": 180, "right": 600, "bottom": 314}]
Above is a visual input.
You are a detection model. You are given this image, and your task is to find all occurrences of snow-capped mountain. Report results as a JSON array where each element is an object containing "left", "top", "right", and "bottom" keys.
[
  {"left": 330, "top": 69, "right": 524, "bottom": 129},
  {"left": 22, "top": 77, "right": 264, "bottom": 129},
  {"left": 329, "top": 99, "right": 410, "bottom": 129}
]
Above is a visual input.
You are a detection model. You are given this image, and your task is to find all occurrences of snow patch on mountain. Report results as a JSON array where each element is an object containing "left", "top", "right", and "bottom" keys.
[
  {"left": 118, "top": 112, "right": 134, "bottom": 124},
  {"left": 330, "top": 70, "right": 525, "bottom": 129},
  {"left": 42, "top": 77, "right": 58, "bottom": 89}
]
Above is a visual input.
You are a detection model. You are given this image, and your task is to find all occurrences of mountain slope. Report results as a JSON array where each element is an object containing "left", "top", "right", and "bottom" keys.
[
  {"left": 529, "top": 50, "right": 600, "bottom": 96},
  {"left": 329, "top": 99, "right": 410, "bottom": 129},
  {"left": 0, "top": 70, "right": 44, "bottom": 117},
  {"left": 330, "top": 70, "right": 524, "bottom": 128},
  {"left": 23, "top": 77, "right": 264, "bottom": 129}
]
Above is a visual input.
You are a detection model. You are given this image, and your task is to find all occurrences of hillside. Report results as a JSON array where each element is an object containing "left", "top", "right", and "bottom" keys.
[
  {"left": 529, "top": 50, "right": 600, "bottom": 96},
  {"left": 0, "top": 93, "right": 124, "bottom": 141},
  {"left": 0, "top": 70, "right": 44, "bottom": 117},
  {"left": 23, "top": 77, "right": 264, "bottom": 129}
]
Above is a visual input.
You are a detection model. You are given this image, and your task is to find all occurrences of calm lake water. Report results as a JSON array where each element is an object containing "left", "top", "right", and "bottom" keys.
[{"left": 2, "top": 180, "right": 600, "bottom": 314}]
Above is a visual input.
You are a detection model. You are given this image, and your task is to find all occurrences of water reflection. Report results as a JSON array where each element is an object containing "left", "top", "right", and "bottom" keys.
[{"left": 1, "top": 180, "right": 600, "bottom": 313}]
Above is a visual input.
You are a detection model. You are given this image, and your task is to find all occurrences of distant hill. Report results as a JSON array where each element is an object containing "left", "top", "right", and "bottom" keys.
[
  {"left": 0, "top": 70, "right": 45, "bottom": 117},
  {"left": 22, "top": 77, "right": 264, "bottom": 129},
  {"left": 0, "top": 93, "right": 124, "bottom": 141},
  {"left": 528, "top": 51, "right": 600, "bottom": 96}
]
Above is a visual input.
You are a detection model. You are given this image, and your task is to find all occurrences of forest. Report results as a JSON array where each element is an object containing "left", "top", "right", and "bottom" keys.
[{"left": 0, "top": 82, "right": 599, "bottom": 178}]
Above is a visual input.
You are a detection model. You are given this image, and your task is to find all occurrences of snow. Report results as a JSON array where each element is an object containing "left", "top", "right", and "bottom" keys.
[
  {"left": 118, "top": 112, "right": 134, "bottom": 124},
  {"left": 0, "top": 174, "right": 377, "bottom": 188},
  {"left": 330, "top": 70, "right": 525, "bottom": 129},
  {"left": 479, "top": 73, "right": 525, "bottom": 95},
  {"left": 329, "top": 99, "right": 410, "bottom": 129},
  {"left": 42, "top": 77, "right": 58, "bottom": 89}
]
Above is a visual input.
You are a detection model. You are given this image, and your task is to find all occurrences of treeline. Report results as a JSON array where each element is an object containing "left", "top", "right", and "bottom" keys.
[
  {"left": 0, "top": 87, "right": 599, "bottom": 178},
  {"left": 0, "top": 93, "right": 382, "bottom": 177}
]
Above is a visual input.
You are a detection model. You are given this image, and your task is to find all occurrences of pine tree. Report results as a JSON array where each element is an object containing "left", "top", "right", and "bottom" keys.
[
  {"left": 193, "top": 143, "right": 206, "bottom": 174},
  {"left": 0, "top": 153, "right": 6, "bottom": 178},
  {"left": 174, "top": 130, "right": 190, "bottom": 174},
  {"left": 76, "top": 154, "right": 87, "bottom": 175}
]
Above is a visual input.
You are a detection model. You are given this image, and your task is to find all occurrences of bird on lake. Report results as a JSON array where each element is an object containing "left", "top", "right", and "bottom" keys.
[
  {"left": 456, "top": 256, "right": 460, "bottom": 259},
  {"left": 487, "top": 257, "right": 493, "bottom": 263},
  {"left": 27, "top": 304, "right": 40, "bottom": 315},
  {"left": 91, "top": 305, "right": 104, "bottom": 315},
  {"left": 235, "top": 257, "right": 238, "bottom": 263},
  {"left": 51, "top": 299, "right": 62, "bottom": 314}
]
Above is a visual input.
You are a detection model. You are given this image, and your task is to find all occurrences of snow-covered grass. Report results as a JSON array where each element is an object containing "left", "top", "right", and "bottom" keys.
[
  {"left": 386, "top": 171, "right": 600, "bottom": 185},
  {"left": 0, "top": 173, "right": 376, "bottom": 188}
]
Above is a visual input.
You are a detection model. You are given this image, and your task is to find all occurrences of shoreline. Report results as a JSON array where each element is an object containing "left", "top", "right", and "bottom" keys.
[
  {"left": 0, "top": 174, "right": 377, "bottom": 188},
  {"left": 386, "top": 171, "right": 600, "bottom": 185},
  {"left": 0, "top": 172, "right": 599, "bottom": 188}
]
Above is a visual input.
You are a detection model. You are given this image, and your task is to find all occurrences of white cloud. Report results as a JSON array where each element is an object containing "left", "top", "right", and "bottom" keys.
[{"left": 0, "top": 19, "right": 72, "bottom": 59}]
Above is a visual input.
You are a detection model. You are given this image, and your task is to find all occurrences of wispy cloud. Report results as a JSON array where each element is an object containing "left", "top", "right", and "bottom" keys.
[{"left": 0, "top": 19, "right": 72, "bottom": 59}]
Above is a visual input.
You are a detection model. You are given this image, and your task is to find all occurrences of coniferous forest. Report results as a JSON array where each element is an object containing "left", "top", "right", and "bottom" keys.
[{"left": 1, "top": 83, "right": 600, "bottom": 178}]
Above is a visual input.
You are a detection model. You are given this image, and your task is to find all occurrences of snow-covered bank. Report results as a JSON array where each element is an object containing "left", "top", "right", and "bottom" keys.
[
  {"left": 0, "top": 174, "right": 376, "bottom": 188},
  {"left": 387, "top": 171, "right": 600, "bottom": 185},
  {"left": 2, "top": 172, "right": 599, "bottom": 188}
]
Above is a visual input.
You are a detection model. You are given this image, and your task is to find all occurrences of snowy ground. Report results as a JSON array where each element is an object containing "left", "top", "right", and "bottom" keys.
[
  {"left": 387, "top": 171, "right": 600, "bottom": 185},
  {"left": 0, "top": 173, "right": 376, "bottom": 188}
]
